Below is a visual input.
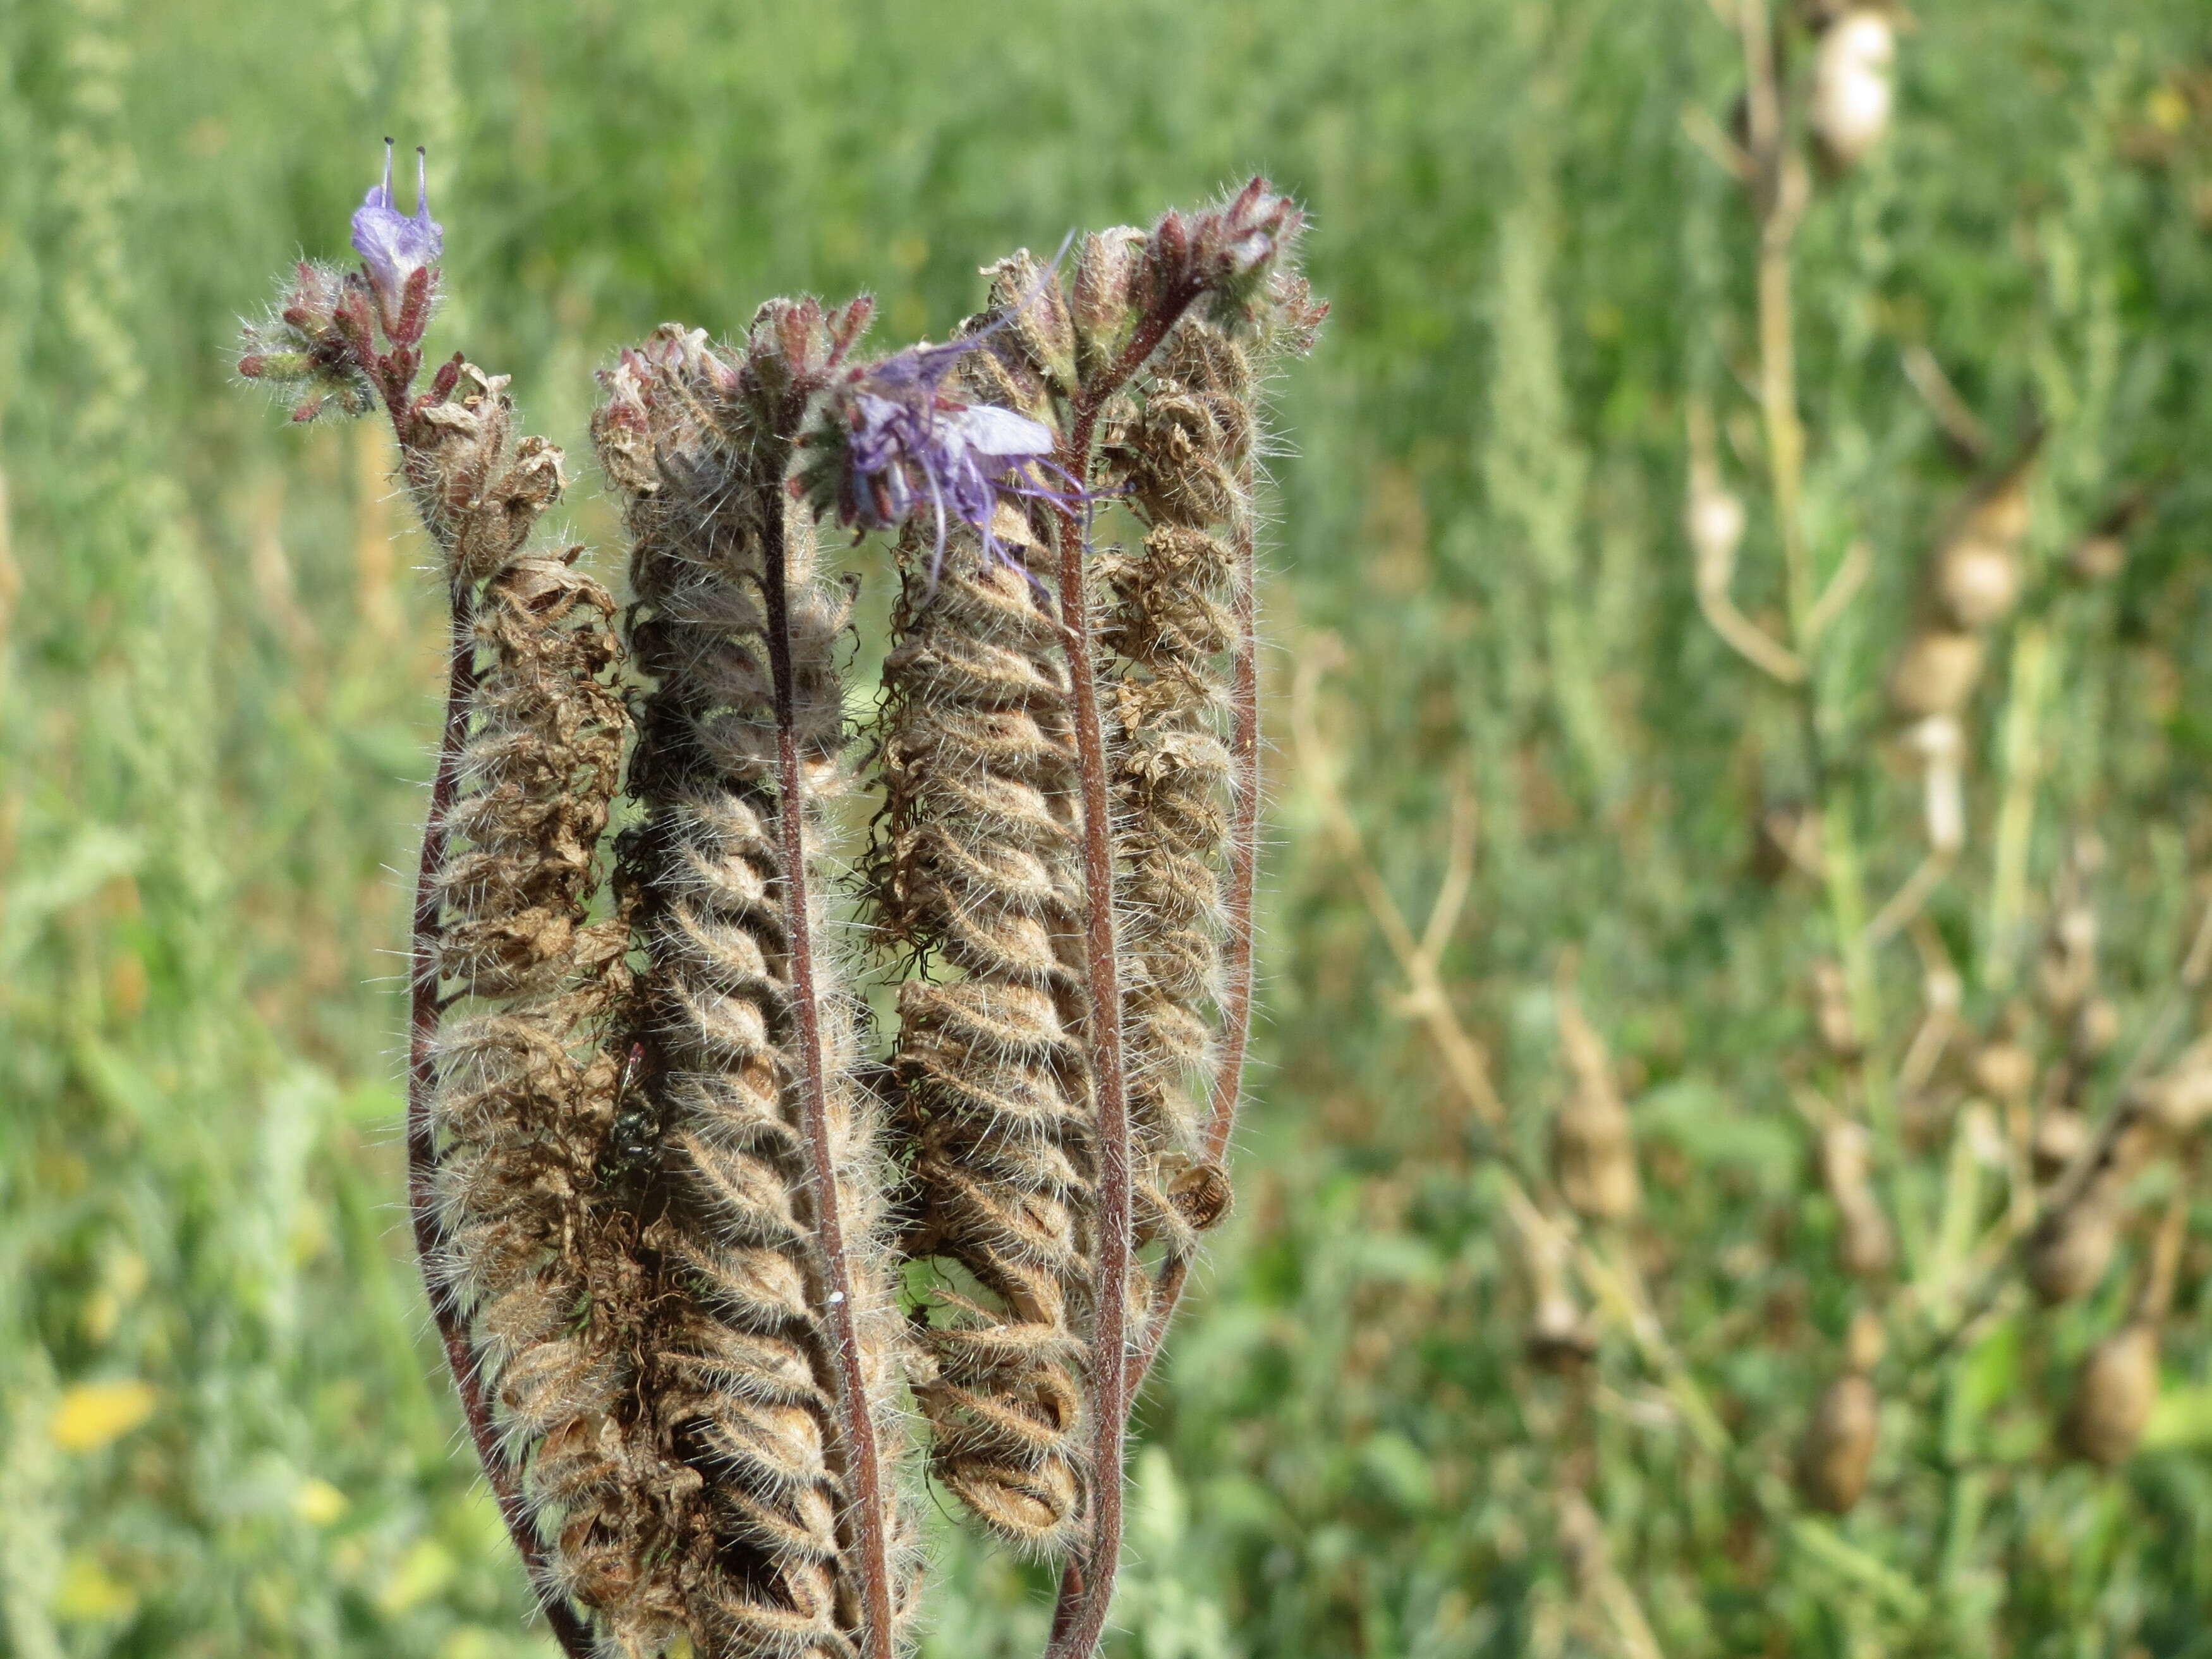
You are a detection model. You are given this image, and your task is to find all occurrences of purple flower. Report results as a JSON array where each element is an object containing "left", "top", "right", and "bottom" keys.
[
  {"left": 819, "top": 335, "right": 1076, "bottom": 582},
  {"left": 350, "top": 139, "right": 442, "bottom": 333}
]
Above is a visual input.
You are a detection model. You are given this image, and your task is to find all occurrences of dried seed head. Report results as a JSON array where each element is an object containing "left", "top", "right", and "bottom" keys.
[
  {"left": 2038, "top": 902, "right": 2099, "bottom": 1019},
  {"left": 1888, "top": 630, "right": 1984, "bottom": 718},
  {"left": 2062, "top": 1322, "right": 2160, "bottom": 1467},
  {"left": 1797, "top": 1371, "right": 1880, "bottom": 1514}
]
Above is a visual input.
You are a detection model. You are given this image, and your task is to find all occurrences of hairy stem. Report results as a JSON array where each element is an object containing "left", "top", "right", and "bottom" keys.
[
  {"left": 406, "top": 597, "right": 594, "bottom": 1659},
  {"left": 1045, "top": 280, "right": 1206, "bottom": 1659},
  {"left": 758, "top": 483, "right": 896, "bottom": 1659}
]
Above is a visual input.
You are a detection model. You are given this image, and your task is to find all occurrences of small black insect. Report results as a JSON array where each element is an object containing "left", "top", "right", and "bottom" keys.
[{"left": 602, "top": 1039, "right": 664, "bottom": 1181}]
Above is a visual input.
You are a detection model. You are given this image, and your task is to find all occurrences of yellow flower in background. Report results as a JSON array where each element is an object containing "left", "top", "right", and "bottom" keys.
[
  {"left": 51, "top": 1380, "right": 157, "bottom": 1452},
  {"left": 54, "top": 1554, "right": 137, "bottom": 1623},
  {"left": 294, "top": 1477, "right": 349, "bottom": 1526},
  {"left": 2147, "top": 85, "right": 2191, "bottom": 133}
]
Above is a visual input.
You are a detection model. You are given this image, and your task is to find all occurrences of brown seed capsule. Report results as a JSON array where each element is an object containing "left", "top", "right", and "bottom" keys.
[
  {"left": 1797, "top": 1371, "right": 1880, "bottom": 1514},
  {"left": 1888, "top": 631, "right": 1984, "bottom": 718},
  {"left": 2031, "top": 1106, "right": 2091, "bottom": 1183},
  {"left": 2026, "top": 1189, "right": 2122, "bottom": 1305},
  {"left": 2062, "top": 1322, "right": 2160, "bottom": 1467}
]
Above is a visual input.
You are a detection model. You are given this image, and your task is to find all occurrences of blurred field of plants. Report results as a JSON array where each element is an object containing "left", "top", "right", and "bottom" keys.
[{"left": 7, "top": 0, "right": 2212, "bottom": 1653}]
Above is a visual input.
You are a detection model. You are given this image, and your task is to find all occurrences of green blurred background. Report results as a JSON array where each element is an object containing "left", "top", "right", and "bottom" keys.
[{"left": 6, "top": 0, "right": 2212, "bottom": 1653}]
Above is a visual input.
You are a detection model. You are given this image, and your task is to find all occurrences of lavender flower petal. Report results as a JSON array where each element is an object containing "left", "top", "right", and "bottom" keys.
[{"left": 350, "top": 139, "right": 443, "bottom": 323}]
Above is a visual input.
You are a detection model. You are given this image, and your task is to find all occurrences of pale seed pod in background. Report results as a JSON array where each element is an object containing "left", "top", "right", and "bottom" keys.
[
  {"left": 1905, "top": 714, "right": 1966, "bottom": 854},
  {"left": 1888, "top": 630, "right": 1984, "bottom": 718},
  {"left": 1686, "top": 465, "right": 1747, "bottom": 598},
  {"left": 1811, "top": 9, "right": 1897, "bottom": 171},
  {"left": 1552, "top": 992, "right": 1640, "bottom": 1223},
  {"left": 1935, "top": 535, "right": 2022, "bottom": 630},
  {"left": 1522, "top": 1218, "right": 1597, "bottom": 1373},
  {"left": 1811, "top": 959, "right": 1861, "bottom": 1062},
  {"left": 2038, "top": 903, "right": 2099, "bottom": 1021},
  {"left": 2031, "top": 1106, "right": 2091, "bottom": 1183},
  {"left": 1797, "top": 1308, "right": 1882, "bottom": 1513},
  {"left": 1821, "top": 1119, "right": 1894, "bottom": 1279},
  {"left": 2134, "top": 1037, "right": 2212, "bottom": 1135},
  {"left": 1844, "top": 1305, "right": 1887, "bottom": 1374},
  {"left": 1971, "top": 1040, "right": 2036, "bottom": 1105},
  {"left": 2074, "top": 997, "right": 2121, "bottom": 1059}
]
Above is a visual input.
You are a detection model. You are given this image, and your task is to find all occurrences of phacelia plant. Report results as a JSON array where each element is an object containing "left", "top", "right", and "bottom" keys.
[{"left": 240, "top": 147, "right": 1320, "bottom": 1659}]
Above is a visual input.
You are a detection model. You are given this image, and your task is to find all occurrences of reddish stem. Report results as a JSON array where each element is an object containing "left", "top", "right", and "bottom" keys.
[
  {"left": 408, "top": 597, "right": 596, "bottom": 1659},
  {"left": 758, "top": 486, "right": 897, "bottom": 1659},
  {"left": 1043, "top": 279, "right": 1205, "bottom": 1659}
]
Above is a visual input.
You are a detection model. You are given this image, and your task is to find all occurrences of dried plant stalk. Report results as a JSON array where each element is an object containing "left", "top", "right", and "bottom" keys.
[{"left": 593, "top": 321, "right": 911, "bottom": 1658}]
